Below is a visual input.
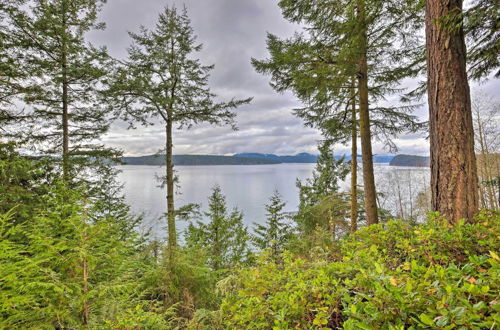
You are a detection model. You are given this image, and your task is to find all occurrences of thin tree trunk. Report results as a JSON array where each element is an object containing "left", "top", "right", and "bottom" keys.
[
  {"left": 61, "top": 1, "right": 69, "bottom": 182},
  {"left": 396, "top": 174, "right": 405, "bottom": 218},
  {"left": 82, "top": 257, "right": 89, "bottom": 326},
  {"left": 214, "top": 224, "right": 220, "bottom": 270},
  {"left": 357, "top": 0, "right": 378, "bottom": 225},
  {"left": 166, "top": 120, "right": 176, "bottom": 257},
  {"left": 479, "top": 129, "right": 496, "bottom": 209},
  {"left": 408, "top": 170, "right": 414, "bottom": 221},
  {"left": 81, "top": 229, "right": 89, "bottom": 326},
  {"left": 425, "top": 0, "right": 478, "bottom": 223},
  {"left": 475, "top": 112, "right": 488, "bottom": 208},
  {"left": 350, "top": 80, "right": 358, "bottom": 232}
]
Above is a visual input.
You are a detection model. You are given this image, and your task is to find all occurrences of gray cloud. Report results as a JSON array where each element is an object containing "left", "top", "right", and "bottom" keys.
[{"left": 89, "top": 0, "right": 499, "bottom": 157}]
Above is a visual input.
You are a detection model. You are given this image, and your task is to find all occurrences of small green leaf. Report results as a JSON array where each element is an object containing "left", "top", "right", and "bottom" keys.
[{"left": 419, "top": 313, "right": 434, "bottom": 326}]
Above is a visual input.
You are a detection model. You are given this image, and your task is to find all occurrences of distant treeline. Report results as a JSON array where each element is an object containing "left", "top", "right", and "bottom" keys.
[
  {"left": 121, "top": 154, "right": 281, "bottom": 166},
  {"left": 389, "top": 154, "right": 430, "bottom": 167},
  {"left": 120, "top": 153, "right": 405, "bottom": 166}
]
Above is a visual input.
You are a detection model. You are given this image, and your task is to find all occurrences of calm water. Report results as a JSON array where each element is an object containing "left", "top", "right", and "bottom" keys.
[{"left": 116, "top": 163, "right": 430, "bottom": 239}]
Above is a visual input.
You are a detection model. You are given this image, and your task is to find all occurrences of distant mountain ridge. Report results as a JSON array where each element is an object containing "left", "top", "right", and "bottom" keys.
[{"left": 121, "top": 153, "right": 400, "bottom": 166}]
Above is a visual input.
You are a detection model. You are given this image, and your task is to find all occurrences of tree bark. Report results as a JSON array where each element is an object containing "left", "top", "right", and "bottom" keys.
[
  {"left": 357, "top": 0, "right": 378, "bottom": 225},
  {"left": 350, "top": 80, "right": 358, "bottom": 232},
  {"left": 425, "top": 0, "right": 479, "bottom": 223},
  {"left": 166, "top": 120, "right": 176, "bottom": 256},
  {"left": 61, "top": 1, "right": 69, "bottom": 182}
]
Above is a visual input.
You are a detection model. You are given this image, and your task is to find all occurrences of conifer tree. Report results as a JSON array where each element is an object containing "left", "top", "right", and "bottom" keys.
[
  {"left": 0, "top": 185, "right": 143, "bottom": 328},
  {"left": 109, "top": 6, "right": 251, "bottom": 254},
  {"left": 185, "top": 185, "right": 251, "bottom": 271},
  {"left": 426, "top": 0, "right": 479, "bottom": 222},
  {"left": 295, "top": 141, "right": 350, "bottom": 236},
  {"left": 253, "top": 191, "right": 291, "bottom": 259},
  {"left": 255, "top": 0, "right": 424, "bottom": 226},
  {"left": 5, "top": 0, "right": 116, "bottom": 182}
]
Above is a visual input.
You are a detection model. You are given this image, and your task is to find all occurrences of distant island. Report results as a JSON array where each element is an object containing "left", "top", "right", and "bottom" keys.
[
  {"left": 389, "top": 154, "right": 430, "bottom": 167},
  {"left": 234, "top": 153, "right": 318, "bottom": 163},
  {"left": 120, "top": 153, "right": 403, "bottom": 166}
]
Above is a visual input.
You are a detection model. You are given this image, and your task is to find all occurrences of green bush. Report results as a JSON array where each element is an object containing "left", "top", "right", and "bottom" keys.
[{"left": 220, "top": 211, "right": 500, "bottom": 329}]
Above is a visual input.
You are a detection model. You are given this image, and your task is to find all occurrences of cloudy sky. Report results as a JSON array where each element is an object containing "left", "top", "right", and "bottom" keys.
[{"left": 87, "top": 0, "right": 498, "bottom": 157}]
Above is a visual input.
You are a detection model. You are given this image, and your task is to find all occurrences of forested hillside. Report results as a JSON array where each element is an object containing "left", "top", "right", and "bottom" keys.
[
  {"left": 122, "top": 153, "right": 397, "bottom": 165},
  {"left": 122, "top": 154, "right": 281, "bottom": 166},
  {"left": 390, "top": 154, "right": 431, "bottom": 167},
  {"left": 1, "top": 0, "right": 498, "bottom": 329}
]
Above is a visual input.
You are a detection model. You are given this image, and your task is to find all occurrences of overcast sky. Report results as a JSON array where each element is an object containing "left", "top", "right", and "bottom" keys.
[{"left": 87, "top": 0, "right": 499, "bottom": 157}]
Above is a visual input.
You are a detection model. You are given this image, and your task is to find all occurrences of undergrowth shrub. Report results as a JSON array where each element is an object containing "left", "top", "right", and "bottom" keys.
[{"left": 220, "top": 211, "right": 500, "bottom": 329}]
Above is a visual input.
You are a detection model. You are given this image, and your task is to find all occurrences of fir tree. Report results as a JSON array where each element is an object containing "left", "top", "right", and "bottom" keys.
[
  {"left": 255, "top": 0, "right": 425, "bottom": 226},
  {"left": 426, "top": 0, "right": 479, "bottom": 222},
  {"left": 253, "top": 191, "right": 291, "bottom": 259},
  {"left": 108, "top": 6, "right": 251, "bottom": 254},
  {"left": 5, "top": 0, "right": 117, "bottom": 182},
  {"left": 185, "top": 185, "right": 251, "bottom": 272},
  {"left": 295, "top": 141, "right": 350, "bottom": 236}
]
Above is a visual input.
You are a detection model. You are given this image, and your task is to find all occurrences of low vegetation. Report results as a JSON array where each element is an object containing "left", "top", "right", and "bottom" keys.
[{"left": 220, "top": 212, "right": 499, "bottom": 329}]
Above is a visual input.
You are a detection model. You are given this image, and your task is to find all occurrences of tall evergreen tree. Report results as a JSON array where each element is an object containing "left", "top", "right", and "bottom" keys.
[
  {"left": 253, "top": 191, "right": 291, "bottom": 259},
  {"left": 108, "top": 6, "right": 251, "bottom": 254},
  {"left": 185, "top": 185, "right": 251, "bottom": 272},
  {"left": 425, "top": 0, "right": 479, "bottom": 222},
  {"left": 254, "top": 0, "right": 425, "bottom": 226},
  {"left": 5, "top": 0, "right": 116, "bottom": 182}
]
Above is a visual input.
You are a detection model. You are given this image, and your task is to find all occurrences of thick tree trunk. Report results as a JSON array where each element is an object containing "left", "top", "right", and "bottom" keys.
[
  {"left": 425, "top": 0, "right": 478, "bottom": 223},
  {"left": 166, "top": 120, "right": 176, "bottom": 255},
  {"left": 350, "top": 82, "right": 358, "bottom": 232},
  {"left": 357, "top": 0, "right": 378, "bottom": 225}
]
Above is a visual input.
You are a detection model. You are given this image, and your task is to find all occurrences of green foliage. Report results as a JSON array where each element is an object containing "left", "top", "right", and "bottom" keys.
[
  {"left": 295, "top": 141, "right": 350, "bottom": 236},
  {"left": 5, "top": 0, "right": 117, "bottom": 168},
  {"left": 186, "top": 185, "right": 252, "bottom": 272},
  {"left": 103, "top": 303, "right": 172, "bottom": 330},
  {"left": 0, "top": 184, "right": 145, "bottom": 328},
  {"left": 0, "top": 1, "right": 26, "bottom": 127},
  {"left": 253, "top": 0, "right": 426, "bottom": 151},
  {"left": 108, "top": 5, "right": 252, "bottom": 130},
  {"left": 0, "top": 143, "right": 55, "bottom": 225},
  {"left": 465, "top": 0, "right": 500, "bottom": 80},
  {"left": 220, "top": 211, "right": 500, "bottom": 329},
  {"left": 253, "top": 191, "right": 292, "bottom": 259}
]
